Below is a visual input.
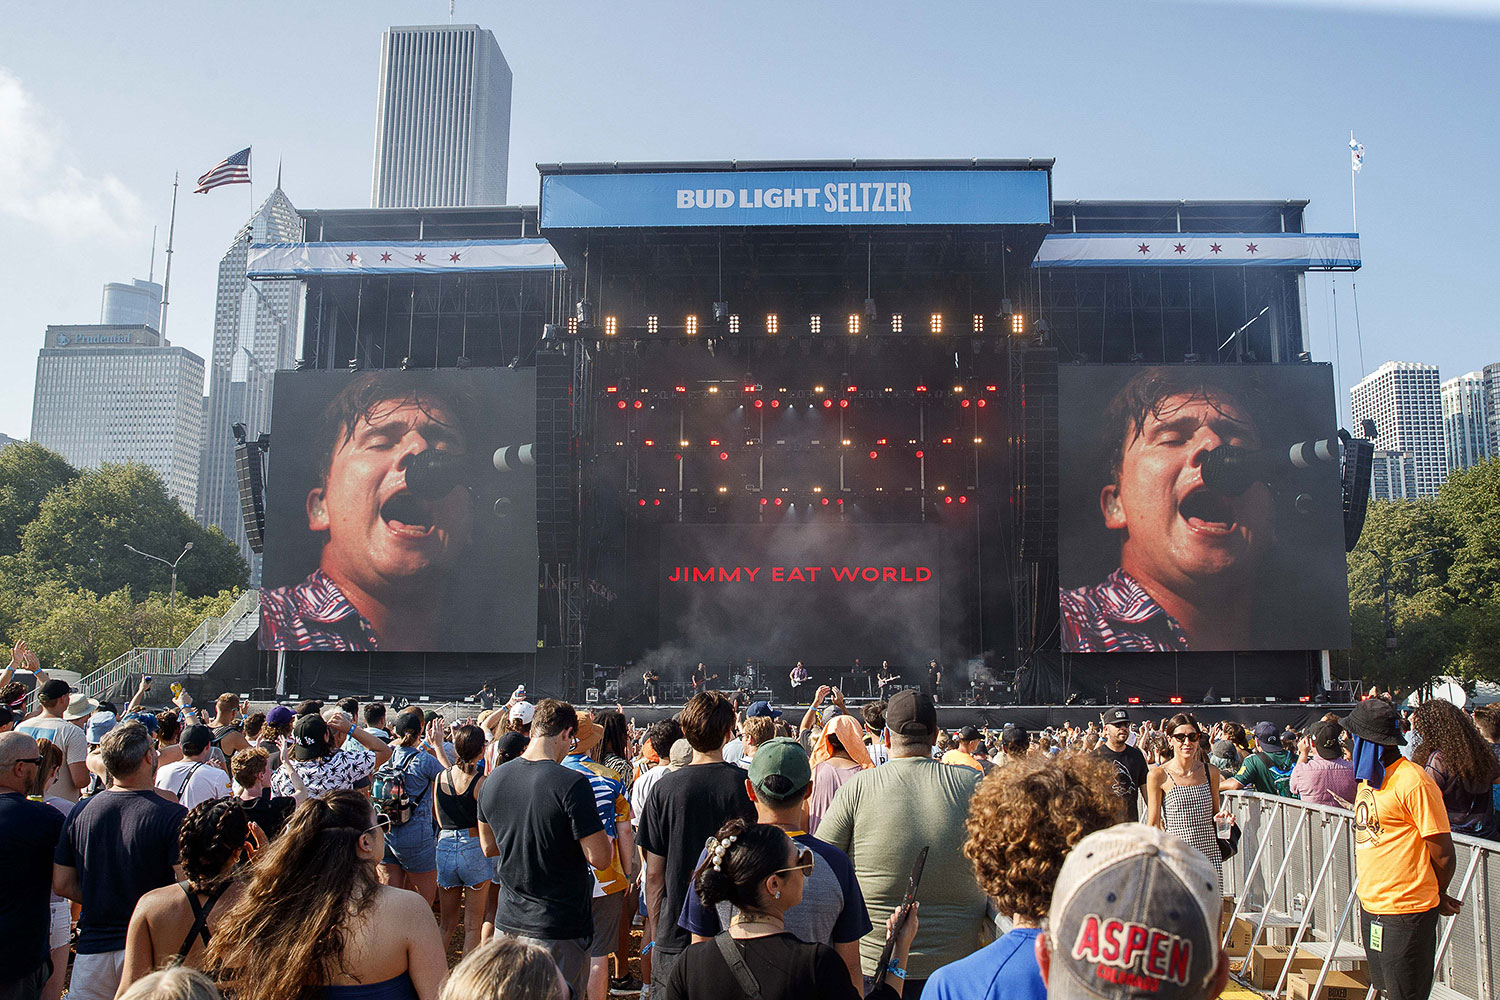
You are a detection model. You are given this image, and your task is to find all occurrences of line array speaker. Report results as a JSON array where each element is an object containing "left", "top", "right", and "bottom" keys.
[
  {"left": 235, "top": 441, "right": 267, "bottom": 554},
  {"left": 1017, "top": 348, "right": 1058, "bottom": 560},
  {"left": 536, "top": 348, "right": 577, "bottom": 563}
]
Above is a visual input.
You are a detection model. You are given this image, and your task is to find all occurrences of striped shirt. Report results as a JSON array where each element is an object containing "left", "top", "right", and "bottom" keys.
[
  {"left": 259, "top": 570, "right": 379, "bottom": 651},
  {"left": 1060, "top": 568, "right": 1189, "bottom": 652},
  {"left": 562, "top": 754, "right": 631, "bottom": 896}
]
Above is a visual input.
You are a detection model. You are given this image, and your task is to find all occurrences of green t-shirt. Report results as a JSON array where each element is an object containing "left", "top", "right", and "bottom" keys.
[
  {"left": 1234, "top": 747, "right": 1295, "bottom": 796},
  {"left": 815, "top": 755, "right": 992, "bottom": 978}
]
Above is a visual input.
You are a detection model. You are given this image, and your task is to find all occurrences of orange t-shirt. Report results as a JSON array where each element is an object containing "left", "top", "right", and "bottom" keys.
[
  {"left": 941, "top": 748, "right": 983, "bottom": 772},
  {"left": 1354, "top": 757, "right": 1450, "bottom": 914}
]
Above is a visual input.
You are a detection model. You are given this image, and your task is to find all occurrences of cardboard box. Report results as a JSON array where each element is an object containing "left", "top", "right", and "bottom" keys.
[
  {"left": 1286, "top": 970, "right": 1370, "bottom": 1000},
  {"left": 1245, "top": 945, "right": 1323, "bottom": 990},
  {"left": 1224, "top": 917, "right": 1255, "bottom": 958}
]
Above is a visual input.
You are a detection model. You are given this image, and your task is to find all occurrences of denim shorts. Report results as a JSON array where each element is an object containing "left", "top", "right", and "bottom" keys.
[
  {"left": 437, "top": 828, "right": 493, "bottom": 889},
  {"left": 382, "top": 814, "right": 437, "bottom": 874}
]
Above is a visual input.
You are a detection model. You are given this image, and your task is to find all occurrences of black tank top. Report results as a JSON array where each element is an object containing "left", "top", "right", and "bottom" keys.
[{"left": 434, "top": 769, "right": 480, "bottom": 829}]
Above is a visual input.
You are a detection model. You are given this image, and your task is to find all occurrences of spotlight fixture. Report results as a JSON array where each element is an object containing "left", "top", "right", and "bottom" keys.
[
  {"left": 294, "top": 357, "right": 310, "bottom": 371},
  {"left": 929, "top": 313, "right": 943, "bottom": 335},
  {"left": 542, "top": 323, "right": 561, "bottom": 342},
  {"left": 1129, "top": 352, "right": 1146, "bottom": 363},
  {"left": 766, "top": 314, "right": 779, "bottom": 335},
  {"left": 1010, "top": 313, "right": 1025, "bottom": 335},
  {"left": 972, "top": 314, "right": 984, "bottom": 333},
  {"left": 567, "top": 316, "right": 579, "bottom": 337},
  {"left": 809, "top": 314, "right": 822, "bottom": 335},
  {"left": 728, "top": 314, "right": 740, "bottom": 335},
  {"left": 647, "top": 315, "right": 659, "bottom": 335},
  {"left": 400, "top": 356, "right": 411, "bottom": 370},
  {"left": 604, "top": 316, "right": 618, "bottom": 337},
  {"left": 347, "top": 357, "right": 360, "bottom": 372},
  {"left": 848, "top": 314, "right": 861, "bottom": 335},
  {"left": 864, "top": 297, "right": 877, "bottom": 320},
  {"left": 574, "top": 299, "right": 594, "bottom": 327},
  {"left": 685, "top": 315, "right": 699, "bottom": 336},
  {"left": 1183, "top": 352, "right": 1200, "bottom": 363},
  {"left": 890, "top": 313, "right": 903, "bottom": 333}
]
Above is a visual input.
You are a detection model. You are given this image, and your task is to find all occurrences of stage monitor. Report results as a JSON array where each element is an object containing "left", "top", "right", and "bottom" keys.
[
  {"left": 1057, "top": 364, "right": 1350, "bottom": 653},
  {"left": 658, "top": 523, "right": 940, "bottom": 667},
  {"left": 259, "top": 368, "right": 538, "bottom": 653}
]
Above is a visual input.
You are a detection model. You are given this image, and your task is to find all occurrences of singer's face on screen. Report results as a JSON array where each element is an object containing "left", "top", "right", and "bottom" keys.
[
  {"left": 306, "top": 396, "right": 473, "bottom": 593},
  {"left": 1100, "top": 390, "right": 1273, "bottom": 592}
]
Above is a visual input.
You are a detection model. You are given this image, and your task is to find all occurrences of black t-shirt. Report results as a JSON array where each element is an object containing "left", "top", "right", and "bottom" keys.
[
  {"left": 55, "top": 789, "right": 187, "bottom": 953},
  {"left": 1096, "top": 743, "right": 1150, "bottom": 822},
  {"left": 476, "top": 757, "right": 603, "bottom": 940},
  {"left": 239, "top": 790, "right": 297, "bottom": 840},
  {"left": 659, "top": 932, "right": 897, "bottom": 1000},
  {"left": 0, "top": 793, "right": 66, "bottom": 970},
  {"left": 637, "top": 762, "right": 755, "bottom": 954}
]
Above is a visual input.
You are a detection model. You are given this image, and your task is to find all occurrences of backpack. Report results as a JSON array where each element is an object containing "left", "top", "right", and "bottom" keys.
[
  {"left": 371, "top": 749, "right": 422, "bottom": 825},
  {"left": 1256, "top": 751, "right": 1295, "bottom": 797}
]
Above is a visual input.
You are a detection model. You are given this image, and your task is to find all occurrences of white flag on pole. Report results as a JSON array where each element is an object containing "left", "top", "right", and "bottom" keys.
[{"left": 1350, "top": 136, "right": 1365, "bottom": 174}]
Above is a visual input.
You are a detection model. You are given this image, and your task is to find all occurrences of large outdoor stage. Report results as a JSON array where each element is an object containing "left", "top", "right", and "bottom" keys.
[{"left": 248, "top": 159, "right": 1362, "bottom": 706}]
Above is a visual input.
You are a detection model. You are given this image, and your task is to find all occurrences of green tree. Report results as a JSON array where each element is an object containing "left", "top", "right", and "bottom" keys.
[
  {"left": 19, "top": 463, "right": 248, "bottom": 598},
  {"left": 16, "top": 582, "right": 137, "bottom": 674},
  {"left": 0, "top": 443, "right": 78, "bottom": 556}
]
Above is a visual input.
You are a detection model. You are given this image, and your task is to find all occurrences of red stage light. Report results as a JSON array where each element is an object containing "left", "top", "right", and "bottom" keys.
[
  {"left": 916, "top": 385, "right": 927, "bottom": 392},
  {"left": 821, "top": 498, "right": 829, "bottom": 506},
  {"left": 643, "top": 439, "right": 654, "bottom": 446},
  {"left": 977, "top": 399, "right": 987, "bottom": 408},
  {"left": 958, "top": 495, "right": 968, "bottom": 504},
  {"left": 1128, "top": 696, "right": 1142, "bottom": 705},
  {"left": 1298, "top": 696, "right": 1312, "bottom": 703},
  {"left": 719, "top": 452, "right": 728, "bottom": 461},
  {"left": 839, "top": 399, "right": 849, "bottom": 409},
  {"left": 822, "top": 399, "right": 833, "bottom": 409},
  {"left": 869, "top": 451, "right": 878, "bottom": 459},
  {"left": 616, "top": 400, "right": 627, "bottom": 410},
  {"left": 986, "top": 385, "right": 998, "bottom": 392},
  {"left": 942, "top": 437, "right": 953, "bottom": 444},
  {"left": 877, "top": 438, "right": 887, "bottom": 445},
  {"left": 836, "top": 498, "right": 843, "bottom": 505},
  {"left": 605, "top": 386, "right": 618, "bottom": 393},
  {"left": 770, "top": 399, "right": 781, "bottom": 409},
  {"left": 638, "top": 499, "right": 646, "bottom": 506},
  {"left": 675, "top": 454, "right": 682, "bottom": 461},
  {"left": 675, "top": 385, "right": 686, "bottom": 393},
  {"left": 633, "top": 400, "right": 643, "bottom": 410},
  {"left": 846, "top": 385, "right": 857, "bottom": 392},
  {"left": 774, "top": 498, "right": 783, "bottom": 506},
  {"left": 944, "top": 496, "right": 953, "bottom": 504},
  {"left": 760, "top": 498, "right": 768, "bottom": 506},
  {"left": 754, "top": 399, "right": 763, "bottom": 409},
  {"left": 961, "top": 399, "right": 971, "bottom": 408},
  {"left": 653, "top": 499, "right": 661, "bottom": 506},
  {"left": 915, "top": 450, "right": 924, "bottom": 459},
  {"left": 1169, "top": 696, "right": 1184, "bottom": 705},
  {"left": 709, "top": 439, "right": 720, "bottom": 446}
]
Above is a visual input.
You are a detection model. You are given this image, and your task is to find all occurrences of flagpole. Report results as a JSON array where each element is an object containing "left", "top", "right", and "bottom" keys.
[
  {"left": 160, "top": 172, "right": 179, "bottom": 339},
  {"left": 1350, "top": 129, "right": 1358, "bottom": 231}
]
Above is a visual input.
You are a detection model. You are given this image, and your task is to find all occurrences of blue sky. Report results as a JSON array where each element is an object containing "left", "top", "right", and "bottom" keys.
[{"left": 2, "top": 0, "right": 1497, "bottom": 435}]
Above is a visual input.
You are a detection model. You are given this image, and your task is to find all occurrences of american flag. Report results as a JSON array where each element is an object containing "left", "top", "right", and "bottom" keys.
[{"left": 194, "top": 147, "right": 251, "bottom": 194}]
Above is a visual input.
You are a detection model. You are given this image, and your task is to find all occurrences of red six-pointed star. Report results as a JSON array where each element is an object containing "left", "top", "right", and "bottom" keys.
[
  {"left": 380, "top": 252, "right": 392, "bottom": 262},
  {"left": 413, "top": 252, "right": 426, "bottom": 262},
  {"left": 1209, "top": 243, "right": 1223, "bottom": 254},
  {"left": 345, "top": 252, "right": 358, "bottom": 263},
  {"left": 449, "top": 252, "right": 461, "bottom": 262},
  {"left": 1137, "top": 243, "right": 1151, "bottom": 254},
  {"left": 1173, "top": 243, "right": 1187, "bottom": 254},
  {"left": 1245, "top": 243, "right": 1259, "bottom": 253}
]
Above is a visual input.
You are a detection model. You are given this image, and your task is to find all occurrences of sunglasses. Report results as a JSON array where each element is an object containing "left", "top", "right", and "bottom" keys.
[
  {"left": 366, "top": 813, "right": 393, "bottom": 835},
  {"left": 1170, "top": 731, "right": 1202, "bottom": 743},
  {"left": 773, "top": 846, "right": 815, "bottom": 877},
  {"left": 13, "top": 757, "right": 42, "bottom": 766}
]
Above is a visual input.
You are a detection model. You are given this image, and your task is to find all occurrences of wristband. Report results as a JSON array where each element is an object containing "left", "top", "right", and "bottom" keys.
[{"left": 886, "top": 962, "right": 907, "bottom": 981}]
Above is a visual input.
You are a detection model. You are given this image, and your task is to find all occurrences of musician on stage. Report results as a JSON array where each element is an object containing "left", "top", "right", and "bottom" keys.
[
  {"left": 789, "top": 661, "right": 810, "bottom": 692},
  {"left": 642, "top": 667, "right": 661, "bottom": 705},
  {"left": 877, "top": 660, "right": 900, "bottom": 698},
  {"left": 691, "top": 661, "right": 717, "bottom": 693},
  {"left": 927, "top": 658, "right": 943, "bottom": 702}
]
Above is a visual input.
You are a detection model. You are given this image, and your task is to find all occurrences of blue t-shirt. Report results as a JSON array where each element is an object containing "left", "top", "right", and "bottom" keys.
[
  {"left": 679, "top": 831, "right": 872, "bottom": 945},
  {"left": 925, "top": 927, "right": 1046, "bottom": 1000},
  {"left": 0, "top": 793, "right": 65, "bottom": 970}
]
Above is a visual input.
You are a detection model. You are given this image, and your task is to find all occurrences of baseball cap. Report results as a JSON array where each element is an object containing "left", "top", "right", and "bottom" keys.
[
  {"left": 746, "top": 700, "right": 782, "bottom": 720},
  {"left": 885, "top": 690, "right": 938, "bottom": 740},
  {"left": 1209, "top": 739, "right": 1237, "bottom": 761},
  {"left": 124, "top": 711, "right": 159, "bottom": 735},
  {"left": 1309, "top": 720, "right": 1343, "bottom": 760},
  {"left": 493, "top": 731, "right": 528, "bottom": 761},
  {"left": 393, "top": 712, "right": 423, "bottom": 736},
  {"left": 959, "top": 725, "right": 982, "bottom": 742},
  {"left": 292, "top": 714, "right": 332, "bottom": 760},
  {"left": 668, "top": 738, "right": 694, "bottom": 769},
  {"left": 1252, "top": 721, "right": 1280, "bottom": 749},
  {"left": 86, "top": 712, "right": 118, "bottom": 744},
  {"left": 1001, "top": 724, "right": 1030, "bottom": 748},
  {"left": 266, "top": 705, "right": 295, "bottom": 728},
  {"left": 509, "top": 701, "right": 536, "bottom": 724},
  {"left": 1343, "top": 698, "right": 1406, "bottom": 747},
  {"left": 39, "top": 679, "right": 72, "bottom": 702},
  {"left": 180, "top": 725, "right": 215, "bottom": 756},
  {"left": 747, "top": 737, "right": 812, "bottom": 802},
  {"left": 63, "top": 694, "right": 99, "bottom": 721},
  {"left": 1046, "top": 825, "right": 1222, "bottom": 1000},
  {"left": 1104, "top": 708, "right": 1130, "bottom": 725}
]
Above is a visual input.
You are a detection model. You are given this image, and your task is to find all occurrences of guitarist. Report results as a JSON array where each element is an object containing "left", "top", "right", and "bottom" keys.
[
  {"left": 877, "top": 661, "right": 901, "bottom": 698},
  {"left": 691, "top": 662, "right": 718, "bottom": 694},
  {"left": 789, "top": 661, "right": 811, "bottom": 692},
  {"left": 642, "top": 668, "right": 661, "bottom": 705}
]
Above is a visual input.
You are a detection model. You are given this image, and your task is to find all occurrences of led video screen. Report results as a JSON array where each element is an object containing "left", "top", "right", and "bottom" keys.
[
  {"left": 1058, "top": 364, "right": 1350, "bottom": 653},
  {"left": 659, "top": 523, "right": 942, "bottom": 667},
  {"left": 260, "top": 369, "right": 538, "bottom": 652}
]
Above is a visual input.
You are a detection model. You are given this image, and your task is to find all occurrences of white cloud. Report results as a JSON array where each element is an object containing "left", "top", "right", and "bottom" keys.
[{"left": 0, "top": 67, "right": 145, "bottom": 242}]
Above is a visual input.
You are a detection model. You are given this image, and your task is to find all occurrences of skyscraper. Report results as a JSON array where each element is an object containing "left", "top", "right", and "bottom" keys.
[
  {"left": 1441, "top": 370, "right": 1491, "bottom": 475},
  {"left": 100, "top": 278, "right": 163, "bottom": 328},
  {"left": 31, "top": 324, "right": 204, "bottom": 509},
  {"left": 196, "top": 187, "right": 300, "bottom": 566},
  {"left": 1369, "top": 449, "right": 1417, "bottom": 502},
  {"left": 1485, "top": 361, "right": 1500, "bottom": 460},
  {"left": 1350, "top": 361, "right": 1446, "bottom": 498},
  {"left": 371, "top": 24, "right": 513, "bottom": 208}
]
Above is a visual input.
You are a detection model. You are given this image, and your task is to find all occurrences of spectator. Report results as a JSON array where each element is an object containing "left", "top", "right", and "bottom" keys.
[
  {"left": 1207, "top": 739, "right": 1239, "bottom": 779},
  {"left": 661, "top": 819, "right": 917, "bottom": 1000},
  {"left": 1145, "top": 713, "right": 1227, "bottom": 895},
  {"left": 1289, "top": 719, "right": 1357, "bottom": 808},
  {"left": 1095, "top": 708, "right": 1149, "bottom": 822},
  {"left": 926, "top": 754, "right": 1120, "bottom": 1000},
  {"left": 256, "top": 705, "right": 294, "bottom": 767},
  {"left": 818, "top": 690, "right": 991, "bottom": 994},
  {"left": 272, "top": 712, "right": 391, "bottom": 798},
  {"left": 117, "top": 968, "right": 222, "bottom": 1000},
  {"left": 230, "top": 748, "right": 299, "bottom": 839},
  {"left": 202, "top": 790, "right": 447, "bottom": 1000},
  {"left": 639, "top": 692, "right": 756, "bottom": 993},
  {"left": 477, "top": 699, "right": 612, "bottom": 1000},
  {"left": 154, "top": 726, "right": 233, "bottom": 809},
  {"left": 562, "top": 714, "right": 637, "bottom": 1000},
  {"left": 31, "top": 739, "right": 72, "bottom": 1000},
  {"left": 208, "top": 695, "right": 249, "bottom": 759},
  {"left": 1036, "top": 824, "right": 1230, "bottom": 1000},
  {"left": 243, "top": 712, "right": 266, "bottom": 745},
  {"left": 17, "top": 679, "right": 89, "bottom": 802},
  {"left": 53, "top": 723, "right": 187, "bottom": 1000},
  {"left": 809, "top": 714, "right": 875, "bottom": 832},
  {"left": 631, "top": 719, "right": 684, "bottom": 831},
  {"left": 509, "top": 700, "right": 536, "bottom": 737},
  {"left": 680, "top": 738, "right": 872, "bottom": 989},
  {"left": 725, "top": 702, "right": 782, "bottom": 767},
  {"left": 861, "top": 702, "right": 889, "bottom": 766},
  {"left": 736, "top": 716, "right": 776, "bottom": 770},
  {"left": 439, "top": 936, "right": 566, "bottom": 1000},
  {"left": 1410, "top": 698, "right": 1500, "bottom": 839},
  {"left": 363, "top": 702, "right": 391, "bottom": 740},
  {"left": 375, "top": 709, "right": 450, "bottom": 903},
  {"left": 998, "top": 725, "right": 1031, "bottom": 764},
  {"left": 118, "top": 800, "right": 253, "bottom": 988},
  {"left": 1474, "top": 704, "right": 1500, "bottom": 819},
  {"left": 940, "top": 726, "right": 991, "bottom": 774},
  {"left": 1222, "top": 721, "right": 1294, "bottom": 796},
  {"left": 0, "top": 732, "right": 66, "bottom": 1000},
  {"left": 1345, "top": 698, "right": 1457, "bottom": 1000}
]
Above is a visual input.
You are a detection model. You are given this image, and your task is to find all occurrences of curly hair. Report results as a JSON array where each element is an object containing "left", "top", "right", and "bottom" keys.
[
  {"left": 230, "top": 747, "right": 269, "bottom": 788},
  {"left": 156, "top": 710, "right": 183, "bottom": 743},
  {"left": 180, "top": 799, "right": 250, "bottom": 892},
  {"left": 1412, "top": 699, "right": 1500, "bottom": 790},
  {"left": 963, "top": 754, "right": 1121, "bottom": 921}
]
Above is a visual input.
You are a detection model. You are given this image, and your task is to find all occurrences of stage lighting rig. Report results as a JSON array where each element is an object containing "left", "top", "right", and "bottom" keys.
[
  {"left": 647, "top": 315, "right": 659, "bottom": 335},
  {"left": 574, "top": 299, "right": 595, "bottom": 328},
  {"left": 686, "top": 315, "right": 699, "bottom": 336},
  {"left": 890, "top": 313, "right": 903, "bottom": 333},
  {"left": 712, "top": 301, "right": 730, "bottom": 322}
]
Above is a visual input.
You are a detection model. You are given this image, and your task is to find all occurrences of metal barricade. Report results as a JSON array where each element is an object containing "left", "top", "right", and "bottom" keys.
[{"left": 1219, "top": 790, "right": 1498, "bottom": 1000}]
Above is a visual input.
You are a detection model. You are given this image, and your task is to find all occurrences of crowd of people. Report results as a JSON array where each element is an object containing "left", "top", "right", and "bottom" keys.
[{"left": 1, "top": 646, "right": 1495, "bottom": 1000}]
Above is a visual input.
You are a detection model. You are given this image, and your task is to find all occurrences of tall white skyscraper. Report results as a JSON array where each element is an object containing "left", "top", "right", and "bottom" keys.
[
  {"left": 1350, "top": 361, "right": 1446, "bottom": 498},
  {"left": 1441, "top": 370, "right": 1491, "bottom": 475},
  {"left": 100, "top": 279, "right": 163, "bottom": 328},
  {"left": 197, "top": 187, "right": 300, "bottom": 565},
  {"left": 31, "top": 324, "right": 204, "bottom": 509},
  {"left": 371, "top": 24, "right": 512, "bottom": 208}
]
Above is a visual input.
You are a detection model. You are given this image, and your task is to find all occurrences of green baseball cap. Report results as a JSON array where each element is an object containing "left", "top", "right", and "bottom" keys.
[{"left": 747, "top": 737, "right": 812, "bottom": 802}]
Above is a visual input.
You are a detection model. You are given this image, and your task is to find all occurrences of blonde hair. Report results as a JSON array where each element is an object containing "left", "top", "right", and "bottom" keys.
[
  {"left": 117, "top": 968, "right": 222, "bottom": 1000},
  {"left": 440, "top": 935, "right": 560, "bottom": 1000}
]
